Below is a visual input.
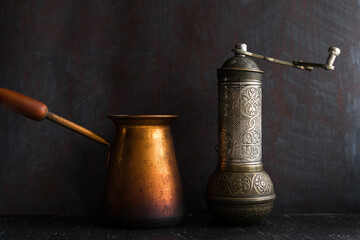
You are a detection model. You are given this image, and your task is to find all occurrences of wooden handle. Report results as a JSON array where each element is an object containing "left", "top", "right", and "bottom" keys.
[
  {"left": 0, "top": 87, "right": 111, "bottom": 147},
  {"left": 0, "top": 88, "right": 48, "bottom": 121}
]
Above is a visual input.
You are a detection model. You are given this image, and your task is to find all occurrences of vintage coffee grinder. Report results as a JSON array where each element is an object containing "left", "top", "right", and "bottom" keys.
[{"left": 206, "top": 43, "right": 340, "bottom": 225}]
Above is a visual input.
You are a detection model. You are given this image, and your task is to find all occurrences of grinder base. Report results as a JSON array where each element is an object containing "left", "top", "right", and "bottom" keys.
[
  {"left": 206, "top": 164, "right": 276, "bottom": 225},
  {"left": 206, "top": 200, "right": 274, "bottom": 225}
]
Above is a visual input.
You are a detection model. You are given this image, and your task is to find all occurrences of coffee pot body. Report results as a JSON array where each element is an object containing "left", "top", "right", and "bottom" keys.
[{"left": 105, "top": 115, "right": 185, "bottom": 227}]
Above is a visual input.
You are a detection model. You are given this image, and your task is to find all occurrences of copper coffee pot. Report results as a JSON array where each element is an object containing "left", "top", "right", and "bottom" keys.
[
  {"left": 206, "top": 43, "right": 340, "bottom": 225},
  {"left": 0, "top": 88, "right": 185, "bottom": 228}
]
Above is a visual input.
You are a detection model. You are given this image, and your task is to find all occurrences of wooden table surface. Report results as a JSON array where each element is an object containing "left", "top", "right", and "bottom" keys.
[{"left": 0, "top": 214, "right": 358, "bottom": 239}]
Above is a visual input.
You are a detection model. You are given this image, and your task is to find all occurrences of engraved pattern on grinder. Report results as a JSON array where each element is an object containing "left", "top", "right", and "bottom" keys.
[
  {"left": 219, "top": 86, "right": 233, "bottom": 117},
  {"left": 207, "top": 171, "right": 230, "bottom": 195},
  {"left": 219, "top": 86, "right": 241, "bottom": 161},
  {"left": 207, "top": 201, "right": 274, "bottom": 225},
  {"left": 239, "top": 86, "right": 261, "bottom": 163},
  {"left": 219, "top": 129, "right": 237, "bottom": 159},
  {"left": 241, "top": 87, "right": 261, "bottom": 118},
  {"left": 227, "top": 57, "right": 256, "bottom": 69},
  {"left": 240, "top": 129, "right": 261, "bottom": 161},
  {"left": 219, "top": 84, "right": 262, "bottom": 164},
  {"left": 207, "top": 44, "right": 276, "bottom": 226},
  {"left": 206, "top": 171, "right": 274, "bottom": 197},
  {"left": 254, "top": 173, "right": 272, "bottom": 195},
  {"left": 228, "top": 174, "right": 251, "bottom": 196}
]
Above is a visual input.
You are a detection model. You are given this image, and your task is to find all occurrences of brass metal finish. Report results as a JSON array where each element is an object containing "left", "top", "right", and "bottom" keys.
[
  {"left": 217, "top": 163, "right": 264, "bottom": 172},
  {"left": 207, "top": 164, "right": 275, "bottom": 224},
  {"left": 105, "top": 115, "right": 185, "bottom": 227},
  {"left": 46, "top": 112, "right": 111, "bottom": 147},
  {"left": 206, "top": 46, "right": 276, "bottom": 225},
  {"left": 207, "top": 43, "right": 340, "bottom": 225},
  {"left": 206, "top": 201, "right": 274, "bottom": 225}
]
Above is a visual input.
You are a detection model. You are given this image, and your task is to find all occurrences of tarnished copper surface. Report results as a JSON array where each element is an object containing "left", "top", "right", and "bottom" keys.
[
  {"left": 0, "top": 89, "right": 185, "bottom": 227},
  {"left": 105, "top": 115, "right": 185, "bottom": 227}
]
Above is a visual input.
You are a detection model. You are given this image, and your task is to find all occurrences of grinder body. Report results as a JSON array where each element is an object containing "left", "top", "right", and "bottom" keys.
[{"left": 206, "top": 48, "right": 276, "bottom": 225}]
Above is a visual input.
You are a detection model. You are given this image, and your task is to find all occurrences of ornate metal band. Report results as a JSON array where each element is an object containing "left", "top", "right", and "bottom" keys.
[
  {"left": 207, "top": 195, "right": 275, "bottom": 203},
  {"left": 206, "top": 170, "right": 275, "bottom": 200},
  {"left": 217, "top": 163, "right": 263, "bottom": 172},
  {"left": 219, "top": 68, "right": 264, "bottom": 73}
]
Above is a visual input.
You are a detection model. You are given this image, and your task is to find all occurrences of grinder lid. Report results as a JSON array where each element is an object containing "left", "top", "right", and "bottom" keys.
[{"left": 219, "top": 43, "right": 263, "bottom": 73}]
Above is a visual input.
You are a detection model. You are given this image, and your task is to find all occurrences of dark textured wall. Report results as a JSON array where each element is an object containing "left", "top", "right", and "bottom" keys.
[{"left": 0, "top": 0, "right": 358, "bottom": 215}]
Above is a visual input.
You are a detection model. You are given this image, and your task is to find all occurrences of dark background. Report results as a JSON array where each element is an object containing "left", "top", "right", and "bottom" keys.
[{"left": 0, "top": 0, "right": 358, "bottom": 215}]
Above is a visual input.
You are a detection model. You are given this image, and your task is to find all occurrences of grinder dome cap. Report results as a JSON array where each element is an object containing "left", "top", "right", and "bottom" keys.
[{"left": 219, "top": 43, "right": 263, "bottom": 73}]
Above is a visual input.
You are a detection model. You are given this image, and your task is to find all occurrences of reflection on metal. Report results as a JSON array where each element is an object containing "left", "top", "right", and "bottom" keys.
[
  {"left": 206, "top": 43, "right": 340, "bottom": 225},
  {"left": 105, "top": 115, "right": 185, "bottom": 227},
  {"left": 206, "top": 48, "right": 275, "bottom": 225},
  {"left": 0, "top": 88, "right": 185, "bottom": 228}
]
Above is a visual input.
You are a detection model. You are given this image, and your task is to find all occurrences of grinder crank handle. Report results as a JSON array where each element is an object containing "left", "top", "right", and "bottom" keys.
[
  {"left": 233, "top": 43, "right": 341, "bottom": 71},
  {"left": 0, "top": 88, "right": 111, "bottom": 147}
]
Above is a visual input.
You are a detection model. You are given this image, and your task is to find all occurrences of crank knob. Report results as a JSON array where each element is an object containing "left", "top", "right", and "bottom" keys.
[{"left": 326, "top": 46, "right": 341, "bottom": 69}]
